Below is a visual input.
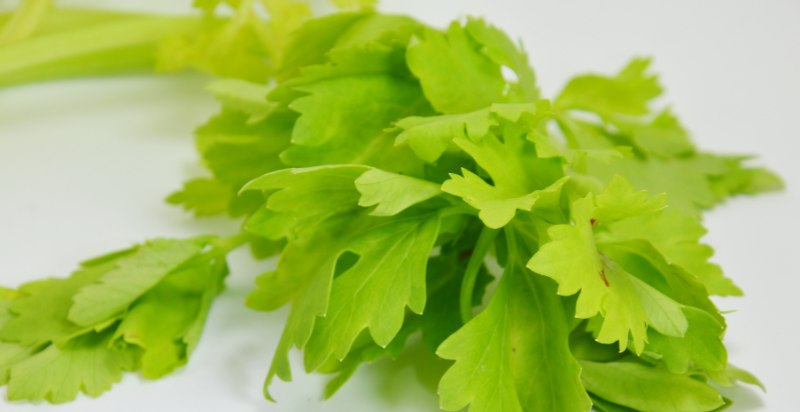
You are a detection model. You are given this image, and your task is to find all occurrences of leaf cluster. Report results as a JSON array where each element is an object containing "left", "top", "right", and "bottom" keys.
[
  {"left": 0, "top": 238, "right": 228, "bottom": 402},
  {"left": 170, "top": 13, "right": 776, "bottom": 411},
  {"left": 0, "top": 3, "right": 781, "bottom": 411}
]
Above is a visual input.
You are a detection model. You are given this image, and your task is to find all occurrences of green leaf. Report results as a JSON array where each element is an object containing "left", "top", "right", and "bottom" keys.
[
  {"left": 260, "top": 0, "right": 313, "bottom": 64},
  {"left": 6, "top": 331, "right": 138, "bottom": 404},
  {"left": 583, "top": 155, "right": 723, "bottom": 214},
  {"left": 206, "top": 78, "right": 273, "bottom": 121},
  {"left": 437, "top": 263, "right": 591, "bottom": 412},
  {"left": 607, "top": 209, "right": 741, "bottom": 296},
  {"left": 464, "top": 17, "right": 539, "bottom": 101},
  {"left": 0, "top": 343, "right": 30, "bottom": 387},
  {"left": 304, "top": 213, "right": 440, "bottom": 369},
  {"left": 0, "top": 262, "right": 117, "bottom": 346},
  {"left": 443, "top": 170, "right": 567, "bottom": 229},
  {"left": 354, "top": 169, "right": 441, "bottom": 216},
  {"left": 243, "top": 165, "right": 367, "bottom": 239},
  {"left": 597, "top": 239, "right": 724, "bottom": 326},
  {"left": 528, "top": 180, "right": 688, "bottom": 353},
  {"left": 156, "top": 1, "right": 277, "bottom": 82},
  {"left": 274, "top": 13, "right": 368, "bottom": 79},
  {"left": 708, "top": 155, "right": 784, "bottom": 197},
  {"left": 166, "top": 178, "right": 232, "bottom": 217},
  {"left": 416, "top": 248, "right": 493, "bottom": 351},
  {"left": 407, "top": 22, "right": 506, "bottom": 113},
  {"left": 394, "top": 102, "right": 542, "bottom": 163},
  {"left": 68, "top": 238, "right": 208, "bottom": 327},
  {"left": 556, "top": 57, "right": 661, "bottom": 116},
  {"left": 613, "top": 109, "right": 695, "bottom": 158},
  {"left": 112, "top": 255, "right": 227, "bottom": 379},
  {"left": 283, "top": 73, "right": 429, "bottom": 166},
  {"left": 0, "top": 295, "right": 32, "bottom": 386},
  {"left": 580, "top": 359, "right": 725, "bottom": 412},
  {"left": 645, "top": 307, "right": 727, "bottom": 374},
  {"left": 592, "top": 175, "right": 666, "bottom": 224},
  {"left": 275, "top": 12, "right": 420, "bottom": 81},
  {"left": 196, "top": 108, "right": 293, "bottom": 189},
  {"left": 0, "top": 237, "right": 228, "bottom": 399},
  {"left": 442, "top": 126, "right": 564, "bottom": 228},
  {"left": 707, "top": 363, "right": 765, "bottom": 391},
  {"left": 257, "top": 218, "right": 350, "bottom": 400}
]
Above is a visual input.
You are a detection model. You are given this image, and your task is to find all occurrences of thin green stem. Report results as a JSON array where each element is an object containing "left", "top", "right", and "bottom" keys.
[
  {"left": 503, "top": 225, "right": 519, "bottom": 267},
  {"left": 459, "top": 227, "right": 499, "bottom": 323},
  {"left": 210, "top": 231, "right": 251, "bottom": 255}
]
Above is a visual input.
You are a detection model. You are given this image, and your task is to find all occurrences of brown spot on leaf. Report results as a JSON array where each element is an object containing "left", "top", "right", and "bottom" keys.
[{"left": 599, "top": 269, "right": 610, "bottom": 287}]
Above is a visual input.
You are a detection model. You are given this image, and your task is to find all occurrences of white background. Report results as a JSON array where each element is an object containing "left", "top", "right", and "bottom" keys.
[{"left": 1, "top": 0, "right": 798, "bottom": 411}]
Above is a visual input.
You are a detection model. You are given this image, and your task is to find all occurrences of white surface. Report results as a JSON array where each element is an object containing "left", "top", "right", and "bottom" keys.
[{"left": 1, "top": 0, "right": 798, "bottom": 411}]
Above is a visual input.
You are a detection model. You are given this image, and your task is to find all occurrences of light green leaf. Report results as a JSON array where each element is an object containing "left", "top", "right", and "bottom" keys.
[
  {"left": 614, "top": 109, "right": 695, "bottom": 158},
  {"left": 112, "top": 254, "right": 227, "bottom": 379},
  {"left": 274, "top": 13, "right": 368, "bottom": 79},
  {"left": 607, "top": 209, "right": 741, "bottom": 296},
  {"left": 437, "top": 265, "right": 591, "bottom": 412},
  {"left": 584, "top": 156, "right": 719, "bottom": 214},
  {"left": 707, "top": 363, "right": 765, "bottom": 391},
  {"left": 284, "top": 73, "right": 429, "bottom": 166},
  {"left": 166, "top": 178, "right": 232, "bottom": 217},
  {"left": 0, "top": 342, "right": 30, "bottom": 387},
  {"left": 355, "top": 169, "right": 440, "bottom": 216},
  {"left": 206, "top": 78, "right": 273, "bottom": 121},
  {"left": 260, "top": 0, "right": 313, "bottom": 64},
  {"left": 528, "top": 179, "right": 688, "bottom": 352},
  {"left": 593, "top": 175, "right": 666, "bottom": 224},
  {"left": 556, "top": 57, "right": 661, "bottom": 116},
  {"left": 69, "top": 238, "right": 208, "bottom": 326},
  {"left": 455, "top": 132, "right": 563, "bottom": 197},
  {"left": 6, "top": 331, "right": 138, "bottom": 404},
  {"left": 596, "top": 239, "right": 724, "bottom": 326},
  {"left": 443, "top": 170, "right": 567, "bottom": 229},
  {"left": 528, "top": 197, "right": 606, "bottom": 319},
  {"left": 256, "top": 218, "right": 350, "bottom": 400},
  {"left": 156, "top": 1, "right": 274, "bottom": 82},
  {"left": 0, "top": 296, "right": 32, "bottom": 386},
  {"left": 243, "top": 165, "right": 366, "bottom": 239},
  {"left": 0, "top": 262, "right": 117, "bottom": 346},
  {"left": 393, "top": 102, "right": 541, "bottom": 163},
  {"left": 407, "top": 22, "right": 506, "bottom": 113},
  {"left": 394, "top": 110, "right": 494, "bottom": 163},
  {"left": 196, "top": 108, "right": 293, "bottom": 189},
  {"left": 304, "top": 213, "right": 440, "bottom": 368},
  {"left": 464, "top": 17, "right": 539, "bottom": 101},
  {"left": 646, "top": 307, "right": 726, "bottom": 374},
  {"left": 580, "top": 359, "right": 725, "bottom": 412},
  {"left": 627, "top": 275, "right": 688, "bottom": 339},
  {"left": 441, "top": 128, "right": 564, "bottom": 228}
]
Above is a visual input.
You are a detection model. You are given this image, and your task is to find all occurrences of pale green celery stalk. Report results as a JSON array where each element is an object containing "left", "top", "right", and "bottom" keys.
[
  {"left": 3, "top": 8, "right": 153, "bottom": 36},
  {"left": 0, "top": 9, "right": 208, "bottom": 87},
  {"left": 0, "top": 0, "right": 52, "bottom": 45}
]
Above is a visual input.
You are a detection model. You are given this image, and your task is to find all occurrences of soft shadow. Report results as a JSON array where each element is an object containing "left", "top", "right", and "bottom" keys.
[
  {"left": 717, "top": 384, "right": 766, "bottom": 411},
  {"left": 361, "top": 337, "right": 450, "bottom": 412}
]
